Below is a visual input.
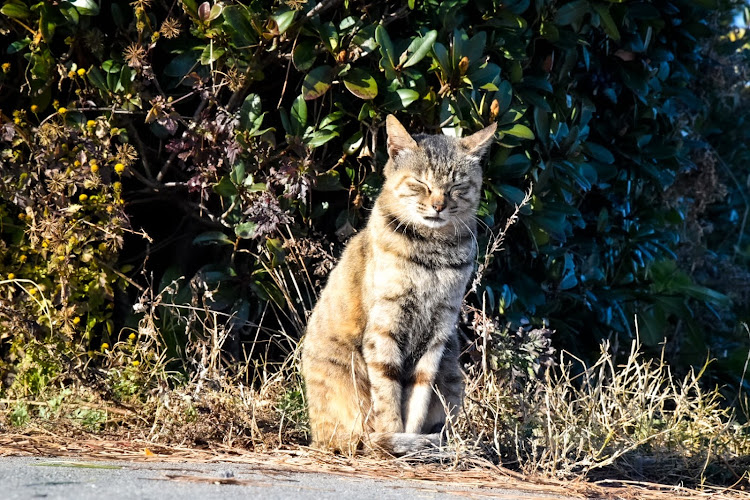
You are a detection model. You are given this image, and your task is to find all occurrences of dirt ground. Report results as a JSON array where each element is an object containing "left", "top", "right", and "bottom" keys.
[{"left": 1, "top": 432, "right": 748, "bottom": 500}]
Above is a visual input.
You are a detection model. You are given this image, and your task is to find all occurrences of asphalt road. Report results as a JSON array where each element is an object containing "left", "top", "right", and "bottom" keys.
[{"left": 0, "top": 455, "right": 574, "bottom": 499}]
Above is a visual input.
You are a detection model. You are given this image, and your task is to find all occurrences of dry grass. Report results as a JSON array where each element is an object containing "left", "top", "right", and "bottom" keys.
[
  {"left": 459, "top": 326, "right": 750, "bottom": 488},
  {"left": 2, "top": 223, "right": 750, "bottom": 497}
]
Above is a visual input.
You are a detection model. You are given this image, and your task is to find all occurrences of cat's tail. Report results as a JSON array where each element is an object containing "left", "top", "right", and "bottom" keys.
[{"left": 367, "top": 432, "right": 442, "bottom": 456}]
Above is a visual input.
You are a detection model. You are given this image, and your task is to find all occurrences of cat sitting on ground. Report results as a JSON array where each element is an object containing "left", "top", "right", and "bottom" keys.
[{"left": 301, "top": 115, "right": 496, "bottom": 454}]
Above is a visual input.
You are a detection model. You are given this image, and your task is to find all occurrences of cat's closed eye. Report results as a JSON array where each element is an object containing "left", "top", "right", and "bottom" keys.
[
  {"left": 404, "top": 179, "right": 429, "bottom": 195},
  {"left": 449, "top": 185, "right": 471, "bottom": 200}
]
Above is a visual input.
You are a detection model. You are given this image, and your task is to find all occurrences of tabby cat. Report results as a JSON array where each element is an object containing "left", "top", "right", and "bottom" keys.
[{"left": 301, "top": 115, "right": 496, "bottom": 454}]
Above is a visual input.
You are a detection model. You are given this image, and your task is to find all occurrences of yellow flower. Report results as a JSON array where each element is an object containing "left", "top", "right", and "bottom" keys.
[
  {"left": 86, "top": 119, "right": 96, "bottom": 128},
  {"left": 128, "top": 333, "right": 136, "bottom": 341},
  {"left": 6, "top": 273, "right": 15, "bottom": 280},
  {"left": 77, "top": 68, "right": 86, "bottom": 77},
  {"left": 113, "top": 181, "right": 122, "bottom": 191},
  {"left": 41, "top": 240, "right": 49, "bottom": 248},
  {"left": 72, "top": 316, "right": 81, "bottom": 325},
  {"left": 1, "top": 62, "right": 9, "bottom": 73},
  {"left": 30, "top": 104, "right": 38, "bottom": 113},
  {"left": 68, "top": 70, "right": 76, "bottom": 78},
  {"left": 132, "top": 360, "right": 140, "bottom": 367},
  {"left": 79, "top": 194, "right": 88, "bottom": 203},
  {"left": 19, "top": 255, "right": 27, "bottom": 263},
  {"left": 458, "top": 56, "right": 470, "bottom": 75},
  {"left": 74, "top": 160, "right": 81, "bottom": 168},
  {"left": 58, "top": 107, "right": 68, "bottom": 115},
  {"left": 90, "top": 163, "right": 99, "bottom": 174},
  {"left": 17, "top": 213, "right": 25, "bottom": 220},
  {"left": 101, "top": 342, "right": 110, "bottom": 350},
  {"left": 114, "top": 163, "right": 125, "bottom": 174},
  {"left": 13, "top": 117, "right": 21, "bottom": 125}
]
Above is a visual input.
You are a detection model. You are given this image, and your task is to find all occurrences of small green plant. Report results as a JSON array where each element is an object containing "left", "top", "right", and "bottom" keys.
[
  {"left": 277, "top": 387, "right": 308, "bottom": 433},
  {"left": 70, "top": 407, "right": 107, "bottom": 432},
  {"left": 9, "top": 402, "right": 29, "bottom": 427}
]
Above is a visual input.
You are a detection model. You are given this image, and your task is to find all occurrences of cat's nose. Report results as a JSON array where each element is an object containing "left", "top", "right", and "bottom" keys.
[{"left": 432, "top": 201, "right": 445, "bottom": 213}]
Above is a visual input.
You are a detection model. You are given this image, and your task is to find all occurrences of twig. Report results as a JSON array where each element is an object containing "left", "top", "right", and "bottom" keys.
[
  {"left": 306, "top": 0, "right": 343, "bottom": 18},
  {"left": 466, "top": 184, "right": 533, "bottom": 298}
]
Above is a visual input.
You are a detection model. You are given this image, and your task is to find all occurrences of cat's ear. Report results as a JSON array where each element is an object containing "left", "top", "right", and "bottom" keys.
[
  {"left": 386, "top": 115, "right": 418, "bottom": 159},
  {"left": 460, "top": 122, "right": 497, "bottom": 159}
]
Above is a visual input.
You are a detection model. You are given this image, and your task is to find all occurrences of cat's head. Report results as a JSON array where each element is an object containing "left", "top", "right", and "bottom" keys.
[{"left": 381, "top": 115, "right": 496, "bottom": 231}]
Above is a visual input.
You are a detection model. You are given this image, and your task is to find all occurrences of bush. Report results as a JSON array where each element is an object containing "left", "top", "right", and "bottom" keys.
[{"left": 0, "top": 0, "right": 749, "bottom": 435}]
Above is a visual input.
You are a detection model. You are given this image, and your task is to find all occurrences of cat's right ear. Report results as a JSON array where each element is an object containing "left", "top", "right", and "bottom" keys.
[{"left": 386, "top": 115, "right": 418, "bottom": 159}]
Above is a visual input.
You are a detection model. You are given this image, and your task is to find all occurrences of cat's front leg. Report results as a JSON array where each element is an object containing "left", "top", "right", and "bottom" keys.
[
  {"left": 363, "top": 317, "right": 405, "bottom": 433},
  {"left": 404, "top": 337, "right": 447, "bottom": 434}
]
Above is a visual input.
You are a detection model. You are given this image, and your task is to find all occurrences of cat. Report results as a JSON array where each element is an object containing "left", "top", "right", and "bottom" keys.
[{"left": 301, "top": 115, "right": 496, "bottom": 454}]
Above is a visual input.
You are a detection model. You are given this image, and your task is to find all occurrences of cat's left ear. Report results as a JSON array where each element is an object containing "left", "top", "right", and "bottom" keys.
[
  {"left": 386, "top": 114, "right": 418, "bottom": 159},
  {"left": 460, "top": 122, "right": 497, "bottom": 159}
]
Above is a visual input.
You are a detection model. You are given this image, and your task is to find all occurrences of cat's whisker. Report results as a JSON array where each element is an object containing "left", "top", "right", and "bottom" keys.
[
  {"left": 472, "top": 215, "right": 493, "bottom": 233},
  {"left": 457, "top": 217, "right": 479, "bottom": 254},
  {"left": 451, "top": 219, "right": 460, "bottom": 243}
]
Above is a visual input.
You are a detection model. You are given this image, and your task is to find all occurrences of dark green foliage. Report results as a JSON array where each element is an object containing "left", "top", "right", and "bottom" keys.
[{"left": 0, "top": 0, "right": 748, "bottom": 392}]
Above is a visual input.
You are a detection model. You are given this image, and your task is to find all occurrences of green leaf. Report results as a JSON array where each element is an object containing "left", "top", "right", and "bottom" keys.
[
  {"left": 235, "top": 222, "right": 258, "bottom": 239},
  {"left": 432, "top": 42, "right": 451, "bottom": 73},
  {"left": 383, "top": 89, "right": 420, "bottom": 110},
  {"left": 469, "top": 63, "right": 501, "bottom": 89},
  {"left": 181, "top": 0, "right": 198, "bottom": 17},
  {"left": 193, "top": 232, "right": 234, "bottom": 246},
  {"left": 403, "top": 30, "right": 437, "bottom": 68},
  {"left": 584, "top": 142, "right": 615, "bottom": 164},
  {"left": 292, "top": 40, "right": 317, "bottom": 71},
  {"left": 86, "top": 67, "right": 108, "bottom": 91},
  {"left": 318, "top": 22, "right": 339, "bottom": 53},
  {"left": 230, "top": 162, "right": 246, "bottom": 185},
  {"left": 593, "top": 3, "right": 620, "bottom": 41},
  {"left": 302, "top": 65, "right": 334, "bottom": 100},
  {"left": 343, "top": 68, "right": 378, "bottom": 99},
  {"left": 497, "top": 80, "right": 513, "bottom": 115},
  {"left": 1, "top": 0, "right": 30, "bottom": 19},
  {"left": 8, "top": 39, "right": 30, "bottom": 54},
  {"left": 314, "top": 171, "right": 345, "bottom": 191},
  {"left": 343, "top": 131, "right": 364, "bottom": 155},
  {"left": 200, "top": 43, "right": 225, "bottom": 65},
  {"left": 375, "top": 25, "right": 395, "bottom": 69},
  {"left": 554, "top": 0, "right": 589, "bottom": 26},
  {"left": 290, "top": 95, "right": 307, "bottom": 135},
  {"left": 164, "top": 51, "right": 199, "bottom": 77},
  {"left": 495, "top": 184, "right": 527, "bottom": 206},
  {"left": 319, "top": 111, "right": 344, "bottom": 129},
  {"left": 70, "top": 0, "right": 99, "bottom": 15},
  {"left": 60, "top": 5, "right": 80, "bottom": 24},
  {"left": 679, "top": 285, "right": 730, "bottom": 305},
  {"left": 307, "top": 130, "right": 340, "bottom": 148},
  {"left": 223, "top": 6, "right": 257, "bottom": 47},
  {"left": 351, "top": 24, "right": 378, "bottom": 56},
  {"left": 500, "top": 154, "right": 533, "bottom": 177},
  {"left": 273, "top": 9, "right": 295, "bottom": 34},
  {"left": 502, "top": 123, "right": 535, "bottom": 140},
  {"left": 637, "top": 306, "right": 666, "bottom": 346},
  {"left": 534, "top": 107, "right": 550, "bottom": 146},
  {"left": 239, "top": 93, "right": 266, "bottom": 132},
  {"left": 214, "top": 176, "right": 237, "bottom": 198}
]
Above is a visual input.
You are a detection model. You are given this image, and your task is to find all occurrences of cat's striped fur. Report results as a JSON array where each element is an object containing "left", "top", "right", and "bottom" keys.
[{"left": 301, "top": 115, "right": 496, "bottom": 454}]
